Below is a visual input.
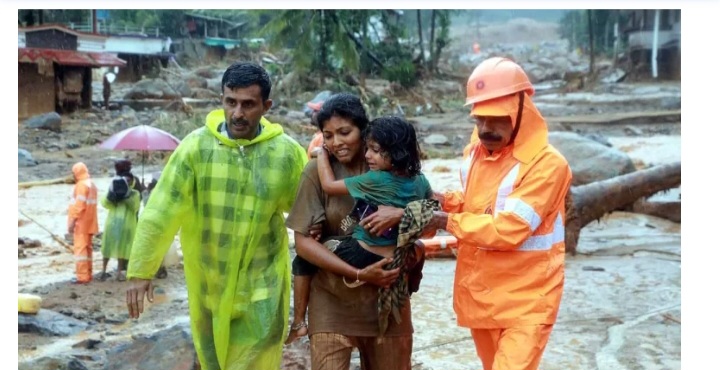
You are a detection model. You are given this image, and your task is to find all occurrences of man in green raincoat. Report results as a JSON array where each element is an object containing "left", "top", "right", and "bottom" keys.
[{"left": 125, "top": 62, "right": 307, "bottom": 370}]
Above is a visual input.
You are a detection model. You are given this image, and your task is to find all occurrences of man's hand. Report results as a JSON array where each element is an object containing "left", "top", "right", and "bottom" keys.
[
  {"left": 359, "top": 205, "right": 403, "bottom": 237},
  {"left": 308, "top": 222, "right": 323, "bottom": 241},
  {"left": 422, "top": 211, "right": 449, "bottom": 235},
  {"left": 126, "top": 278, "right": 154, "bottom": 319},
  {"left": 358, "top": 258, "right": 400, "bottom": 288},
  {"left": 67, "top": 220, "right": 76, "bottom": 235}
]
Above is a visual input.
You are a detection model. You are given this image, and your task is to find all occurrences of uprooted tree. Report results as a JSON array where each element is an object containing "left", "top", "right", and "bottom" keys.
[{"left": 565, "top": 161, "right": 681, "bottom": 254}]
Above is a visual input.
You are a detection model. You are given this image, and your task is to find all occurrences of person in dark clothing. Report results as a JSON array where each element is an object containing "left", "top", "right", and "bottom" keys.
[
  {"left": 103, "top": 73, "right": 112, "bottom": 110},
  {"left": 114, "top": 159, "right": 145, "bottom": 196}
]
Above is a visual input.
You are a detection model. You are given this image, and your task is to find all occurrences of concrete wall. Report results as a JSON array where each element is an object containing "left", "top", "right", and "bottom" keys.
[
  {"left": 105, "top": 36, "right": 165, "bottom": 55},
  {"left": 18, "top": 63, "right": 55, "bottom": 119}
]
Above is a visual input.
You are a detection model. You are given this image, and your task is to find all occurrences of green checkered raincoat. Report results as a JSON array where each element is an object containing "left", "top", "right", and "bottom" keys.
[{"left": 127, "top": 109, "right": 307, "bottom": 370}]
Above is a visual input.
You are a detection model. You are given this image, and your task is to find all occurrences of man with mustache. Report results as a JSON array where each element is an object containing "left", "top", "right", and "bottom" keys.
[
  {"left": 424, "top": 57, "right": 573, "bottom": 370},
  {"left": 125, "top": 62, "right": 307, "bottom": 370}
]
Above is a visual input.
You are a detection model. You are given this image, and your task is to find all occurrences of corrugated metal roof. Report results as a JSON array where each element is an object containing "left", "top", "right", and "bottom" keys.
[
  {"left": 18, "top": 48, "right": 126, "bottom": 67},
  {"left": 18, "top": 24, "right": 108, "bottom": 40}
]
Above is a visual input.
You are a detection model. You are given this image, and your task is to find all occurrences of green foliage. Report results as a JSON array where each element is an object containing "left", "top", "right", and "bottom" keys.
[{"left": 382, "top": 60, "right": 417, "bottom": 88}]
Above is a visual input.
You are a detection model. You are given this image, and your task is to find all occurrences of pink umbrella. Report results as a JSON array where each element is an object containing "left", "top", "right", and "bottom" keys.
[
  {"left": 99, "top": 125, "right": 182, "bottom": 183},
  {"left": 99, "top": 125, "right": 181, "bottom": 151}
]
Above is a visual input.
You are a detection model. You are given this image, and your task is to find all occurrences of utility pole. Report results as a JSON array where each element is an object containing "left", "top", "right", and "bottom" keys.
[
  {"left": 651, "top": 9, "right": 660, "bottom": 78},
  {"left": 91, "top": 9, "right": 98, "bottom": 33}
]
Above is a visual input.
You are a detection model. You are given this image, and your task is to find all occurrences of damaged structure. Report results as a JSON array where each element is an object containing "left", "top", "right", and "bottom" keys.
[
  {"left": 18, "top": 24, "right": 126, "bottom": 119},
  {"left": 623, "top": 9, "right": 681, "bottom": 80}
]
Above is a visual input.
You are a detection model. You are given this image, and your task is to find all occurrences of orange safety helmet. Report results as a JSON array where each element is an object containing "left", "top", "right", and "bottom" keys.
[{"left": 465, "top": 57, "right": 535, "bottom": 106}]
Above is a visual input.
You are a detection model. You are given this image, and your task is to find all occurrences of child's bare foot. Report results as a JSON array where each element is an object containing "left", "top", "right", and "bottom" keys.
[{"left": 284, "top": 321, "right": 307, "bottom": 345}]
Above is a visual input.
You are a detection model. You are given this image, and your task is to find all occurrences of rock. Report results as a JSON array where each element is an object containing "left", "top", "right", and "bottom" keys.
[
  {"left": 582, "top": 133, "right": 612, "bottom": 147},
  {"left": 184, "top": 75, "right": 208, "bottom": 89},
  {"left": 19, "top": 309, "right": 89, "bottom": 336},
  {"left": 194, "top": 66, "right": 222, "bottom": 79},
  {"left": 549, "top": 132, "right": 636, "bottom": 186},
  {"left": 18, "top": 237, "right": 42, "bottom": 248},
  {"left": 104, "top": 324, "right": 196, "bottom": 370},
  {"left": 600, "top": 68, "right": 627, "bottom": 84},
  {"left": 206, "top": 77, "right": 222, "bottom": 93},
  {"left": 105, "top": 313, "right": 129, "bottom": 324},
  {"left": 25, "top": 112, "right": 62, "bottom": 132},
  {"left": 45, "top": 144, "right": 63, "bottom": 152},
  {"left": 660, "top": 97, "right": 681, "bottom": 110},
  {"left": 18, "top": 356, "right": 89, "bottom": 370},
  {"left": 72, "top": 338, "right": 103, "bottom": 350},
  {"left": 424, "top": 134, "right": 449, "bottom": 146},
  {"left": 624, "top": 125, "right": 644, "bottom": 136},
  {"left": 18, "top": 148, "right": 38, "bottom": 167},
  {"left": 191, "top": 88, "right": 220, "bottom": 100},
  {"left": 170, "top": 80, "right": 193, "bottom": 98},
  {"left": 66, "top": 142, "right": 81, "bottom": 149},
  {"left": 123, "top": 79, "right": 181, "bottom": 100},
  {"left": 285, "top": 111, "right": 308, "bottom": 122}
]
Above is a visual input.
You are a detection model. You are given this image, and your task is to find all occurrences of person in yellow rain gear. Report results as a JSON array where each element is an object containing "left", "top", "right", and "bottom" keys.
[
  {"left": 125, "top": 62, "right": 307, "bottom": 370},
  {"left": 99, "top": 174, "right": 141, "bottom": 282},
  {"left": 67, "top": 162, "right": 99, "bottom": 284},
  {"left": 424, "top": 57, "right": 573, "bottom": 370}
]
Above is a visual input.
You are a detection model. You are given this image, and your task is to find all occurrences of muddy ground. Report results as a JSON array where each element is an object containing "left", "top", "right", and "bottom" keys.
[{"left": 18, "top": 78, "right": 681, "bottom": 369}]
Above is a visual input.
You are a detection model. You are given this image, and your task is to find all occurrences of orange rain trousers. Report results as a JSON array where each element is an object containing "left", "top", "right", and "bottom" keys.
[
  {"left": 471, "top": 325, "right": 553, "bottom": 370},
  {"left": 73, "top": 232, "right": 94, "bottom": 283}
]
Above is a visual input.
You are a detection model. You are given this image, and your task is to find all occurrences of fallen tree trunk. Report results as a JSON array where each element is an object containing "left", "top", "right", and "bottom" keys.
[
  {"left": 565, "top": 162, "right": 681, "bottom": 254},
  {"left": 18, "top": 175, "right": 75, "bottom": 190},
  {"left": 631, "top": 198, "right": 681, "bottom": 223}
]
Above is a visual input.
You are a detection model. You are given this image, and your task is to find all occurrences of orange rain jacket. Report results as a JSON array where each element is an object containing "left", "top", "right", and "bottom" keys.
[
  {"left": 68, "top": 163, "right": 99, "bottom": 235},
  {"left": 443, "top": 93, "right": 572, "bottom": 329}
]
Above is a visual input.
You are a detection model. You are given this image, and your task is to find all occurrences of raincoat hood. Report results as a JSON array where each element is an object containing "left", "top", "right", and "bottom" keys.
[
  {"left": 205, "top": 109, "right": 284, "bottom": 147},
  {"left": 72, "top": 162, "right": 90, "bottom": 180},
  {"left": 471, "top": 93, "right": 548, "bottom": 164}
]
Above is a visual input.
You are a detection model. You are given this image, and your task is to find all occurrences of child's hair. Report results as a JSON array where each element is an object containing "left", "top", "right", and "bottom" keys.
[{"left": 364, "top": 116, "right": 422, "bottom": 177}]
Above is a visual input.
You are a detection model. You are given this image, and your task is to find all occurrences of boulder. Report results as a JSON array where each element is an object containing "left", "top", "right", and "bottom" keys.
[{"left": 549, "top": 132, "right": 636, "bottom": 185}]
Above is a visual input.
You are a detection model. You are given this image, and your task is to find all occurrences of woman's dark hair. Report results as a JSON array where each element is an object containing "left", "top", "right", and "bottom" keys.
[
  {"left": 221, "top": 62, "right": 271, "bottom": 101},
  {"left": 364, "top": 116, "right": 422, "bottom": 177},
  {"left": 114, "top": 159, "right": 132, "bottom": 177},
  {"left": 315, "top": 93, "right": 369, "bottom": 132}
]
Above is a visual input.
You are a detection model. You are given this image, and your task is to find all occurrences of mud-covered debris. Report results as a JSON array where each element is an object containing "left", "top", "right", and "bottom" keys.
[
  {"left": 19, "top": 309, "right": 89, "bottom": 336},
  {"left": 19, "top": 237, "right": 42, "bottom": 249},
  {"left": 72, "top": 338, "right": 103, "bottom": 350},
  {"left": 25, "top": 112, "right": 62, "bottom": 133}
]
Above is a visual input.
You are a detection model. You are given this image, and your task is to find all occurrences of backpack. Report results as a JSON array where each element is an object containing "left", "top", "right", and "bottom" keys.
[{"left": 107, "top": 176, "right": 130, "bottom": 203}]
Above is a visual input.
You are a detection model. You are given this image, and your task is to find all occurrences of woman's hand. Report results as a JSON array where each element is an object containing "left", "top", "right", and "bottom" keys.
[
  {"left": 358, "top": 258, "right": 400, "bottom": 288},
  {"left": 308, "top": 222, "right": 323, "bottom": 241},
  {"left": 359, "top": 205, "right": 403, "bottom": 237}
]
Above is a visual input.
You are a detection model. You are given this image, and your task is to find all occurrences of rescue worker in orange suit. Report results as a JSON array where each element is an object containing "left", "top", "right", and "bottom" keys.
[
  {"left": 67, "top": 162, "right": 99, "bottom": 284},
  {"left": 423, "top": 57, "right": 573, "bottom": 370},
  {"left": 305, "top": 101, "right": 324, "bottom": 159}
]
